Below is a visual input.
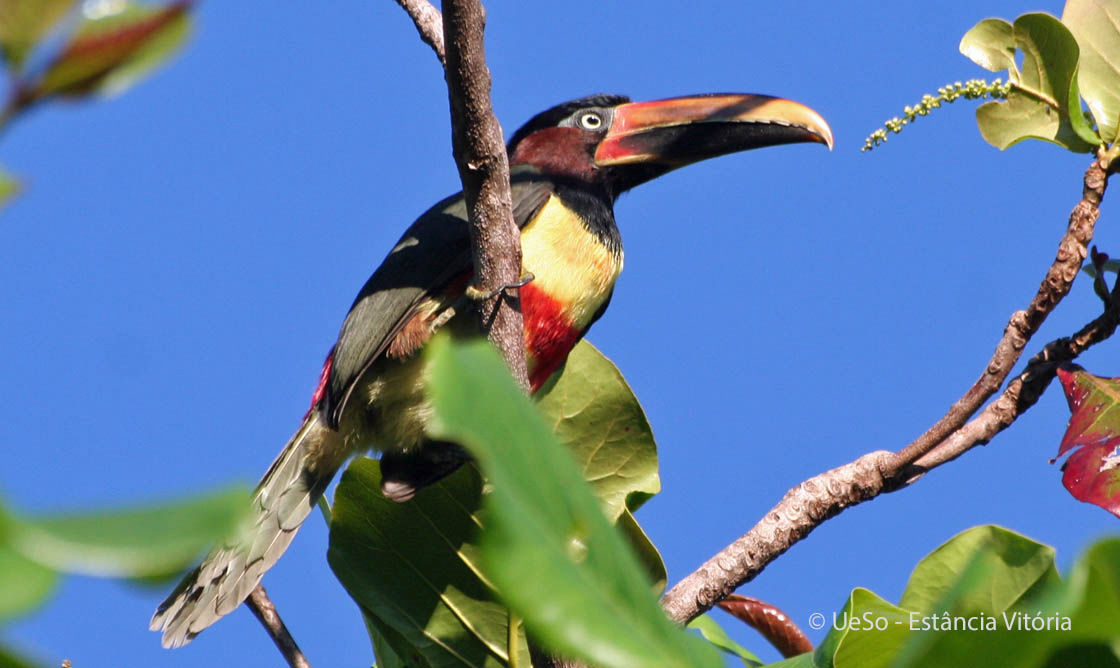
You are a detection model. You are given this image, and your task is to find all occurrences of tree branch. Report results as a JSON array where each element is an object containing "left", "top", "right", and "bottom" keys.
[
  {"left": 661, "top": 152, "right": 1112, "bottom": 625},
  {"left": 661, "top": 451, "right": 897, "bottom": 623},
  {"left": 441, "top": 0, "right": 529, "bottom": 390},
  {"left": 893, "top": 152, "right": 1108, "bottom": 466},
  {"left": 392, "top": 1, "right": 545, "bottom": 663},
  {"left": 393, "top": 0, "right": 445, "bottom": 65},
  {"left": 906, "top": 266, "right": 1120, "bottom": 473},
  {"left": 396, "top": 0, "right": 529, "bottom": 390},
  {"left": 245, "top": 584, "right": 312, "bottom": 668}
]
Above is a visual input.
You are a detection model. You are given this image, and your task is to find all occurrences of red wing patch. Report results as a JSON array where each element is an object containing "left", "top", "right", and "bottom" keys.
[
  {"left": 309, "top": 348, "right": 334, "bottom": 414},
  {"left": 312, "top": 273, "right": 582, "bottom": 413}
]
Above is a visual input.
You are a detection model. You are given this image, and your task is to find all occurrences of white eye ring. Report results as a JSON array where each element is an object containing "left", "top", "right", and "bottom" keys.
[{"left": 579, "top": 112, "right": 603, "bottom": 130}]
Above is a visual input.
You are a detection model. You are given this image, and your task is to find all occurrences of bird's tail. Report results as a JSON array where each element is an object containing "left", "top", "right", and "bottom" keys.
[{"left": 150, "top": 410, "right": 343, "bottom": 648}]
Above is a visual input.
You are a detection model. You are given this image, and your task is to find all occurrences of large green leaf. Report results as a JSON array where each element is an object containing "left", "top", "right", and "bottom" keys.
[
  {"left": 618, "top": 508, "right": 667, "bottom": 594},
  {"left": 688, "top": 614, "right": 763, "bottom": 667},
  {"left": 0, "top": 644, "right": 41, "bottom": 668},
  {"left": 328, "top": 459, "right": 522, "bottom": 668},
  {"left": 900, "top": 525, "right": 1060, "bottom": 614},
  {"left": 894, "top": 537, "right": 1120, "bottom": 667},
  {"left": 31, "top": 1, "right": 190, "bottom": 103},
  {"left": 0, "top": 544, "right": 56, "bottom": 621},
  {"left": 960, "top": 18, "right": 1019, "bottom": 77},
  {"left": 536, "top": 340, "right": 660, "bottom": 520},
  {"left": 812, "top": 588, "right": 912, "bottom": 668},
  {"left": 543, "top": 342, "right": 665, "bottom": 588},
  {"left": 329, "top": 339, "right": 666, "bottom": 666},
  {"left": 963, "top": 12, "right": 1100, "bottom": 151},
  {"left": 425, "top": 336, "right": 722, "bottom": 668},
  {"left": 362, "top": 610, "right": 412, "bottom": 668},
  {"left": 799, "top": 526, "right": 1120, "bottom": 668},
  {"left": 0, "top": 0, "right": 73, "bottom": 70},
  {"left": 1063, "top": 0, "right": 1120, "bottom": 143},
  {"left": 7, "top": 486, "right": 247, "bottom": 578}
]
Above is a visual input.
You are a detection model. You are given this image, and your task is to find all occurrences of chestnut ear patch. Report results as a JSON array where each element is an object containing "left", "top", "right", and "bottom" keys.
[{"left": 386, "top": 304, "right": 438, "bottom": 360}]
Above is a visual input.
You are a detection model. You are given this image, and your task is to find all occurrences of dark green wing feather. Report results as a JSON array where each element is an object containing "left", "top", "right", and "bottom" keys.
[{"left": 322, "top": 166, "right": 554, "bottom": 426}]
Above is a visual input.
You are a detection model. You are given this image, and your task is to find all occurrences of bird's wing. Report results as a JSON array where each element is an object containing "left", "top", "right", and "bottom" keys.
[{"left": 323, "top": 167, "right": 554, "bottom": 426}]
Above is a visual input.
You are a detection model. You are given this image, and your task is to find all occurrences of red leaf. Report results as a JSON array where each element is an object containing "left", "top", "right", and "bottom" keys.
[
  {"left": 1054, "top": 365, "right": 1120, "bottom": 518},
  {"left": 717, "top": 594, "right": 812, "bottom": 658},
  {"left": 23, "top": 1, "right": 190, "bottom": 104}
]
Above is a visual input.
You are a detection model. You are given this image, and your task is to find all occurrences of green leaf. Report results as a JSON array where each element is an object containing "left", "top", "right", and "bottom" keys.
[
  {"left": 1062, "top": 538, "right": 1120, "bottom": 638},
  {"left": 0, "top": 544, "right": 57, "bottom": 621},
  {"left": 618, "top": 508, "right": 667, "bottom": 594},
  {"left": 801, "top": 527, "right": 1120, "bottom": 668},
  {"left": 31, "top": 1, "right": 190, "bottom": 103},
  {"left": 762, "top": 653, "right": 816, "bottom": 668},
  {"left": 1063, "top": 0, "right": 1120, "bottom": 143},
  {"left": 362, "top": 605, "right": 432, "bottom": 668},
  {"left": 328, "top": 459, "right": 521, "bottom": 668},
  {"left": 536, "top": 341, "right": 661, "bottom": 520},
  {"left": 425, "top": 336, "right": 722, "bottom": 668},
  {"left": 0, "top": 0, "right": 73, "bottom": 70},
  {"left": 968, "top": 12, "right": 1100, "bottom": 151},
  {"left": 1015, "top": 13, "right": 1101, "bottom": 147},
  {"left": 328, "top": 339, "right": 663, "bottom": 666},
  {"left": 0, "top": 167, "right": 20, "bottom": 211},
  {"left": 813, "top": 588, "right": 912, "bottom": 668},
  {"left": 900, "top": 525, "right": 1060, "bottom": 615},
  {"left": 975, "top": 94, "right": 1067, "bottom": 149},
  {"left": 0, "top": 644, "right": 42, "bottom": 668},
  {"left": 687, "top": 614, "right": 763, "bottom": 667},
  {"left": 960, "top": 18, "right": 1019, "bottom": 79},
  {"left": 7, "top": 486, "right": 247, "bottom": 578},
  {"left": 892, "top": 536, "right": 1120, "bottom": 667}
]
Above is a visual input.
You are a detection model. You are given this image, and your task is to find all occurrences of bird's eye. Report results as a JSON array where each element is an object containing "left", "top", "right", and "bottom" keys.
[{"left": 578, "top": 112, "right": 604, "bottom": 130}]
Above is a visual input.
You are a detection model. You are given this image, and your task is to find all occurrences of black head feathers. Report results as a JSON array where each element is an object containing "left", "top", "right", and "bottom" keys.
[{"left": 506, "top": 94, "right": 630, "bottom": 152}]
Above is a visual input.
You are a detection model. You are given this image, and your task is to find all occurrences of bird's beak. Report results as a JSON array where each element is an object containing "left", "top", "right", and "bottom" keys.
[{"left": 594, "top": 93, "right": 833, "bottom": 168}]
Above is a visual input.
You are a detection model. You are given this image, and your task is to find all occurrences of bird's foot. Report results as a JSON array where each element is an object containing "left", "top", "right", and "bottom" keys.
[{"left": 465, "top": 271, "right": 535, "bottom": 301}]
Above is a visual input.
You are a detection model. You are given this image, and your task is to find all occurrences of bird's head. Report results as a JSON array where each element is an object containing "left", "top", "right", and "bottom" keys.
[{"left": 508, "top": 93, "right": 833, "bottom": 198}]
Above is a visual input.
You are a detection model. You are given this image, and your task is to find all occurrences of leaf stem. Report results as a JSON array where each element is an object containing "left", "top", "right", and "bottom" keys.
[
  {"left": 1008, "top": 82, "right": 1061, "bottom": 111},
  {"left": 508, "top": 609, "right": 522, "bottom": 668}
]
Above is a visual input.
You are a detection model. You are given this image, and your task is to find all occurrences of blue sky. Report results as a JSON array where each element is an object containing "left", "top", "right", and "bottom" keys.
[{"left": 2, "top": 1, "right": 1116, "bottom": 666}]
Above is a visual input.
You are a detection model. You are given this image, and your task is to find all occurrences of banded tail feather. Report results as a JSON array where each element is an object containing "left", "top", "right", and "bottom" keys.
[{"left": 149, "top": 412, "right": 342, "bottom": 648}]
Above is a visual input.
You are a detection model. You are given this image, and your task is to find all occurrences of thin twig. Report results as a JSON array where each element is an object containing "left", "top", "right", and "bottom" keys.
[
  {"left": 661, "top": 451, "right": 897, "bottom": 623},
  {"left": 245, "top": 584, "right": 312, "bottom": 668},
  {"left": 908, "top": 268, "right": 1120, "bottom": 473},
  {"left": 661, "top": 152, "right": 1112, "bottom": 625},
  {"left": 393, "top": 0, "right": 445, "bottom": 64},
  {"left": 893, "top": 151, "right": 1109, "bottom": 467}
]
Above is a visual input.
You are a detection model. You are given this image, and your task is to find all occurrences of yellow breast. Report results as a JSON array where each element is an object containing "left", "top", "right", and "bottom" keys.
[{"left": 519, "top": 194, "right": 623, "bottom": 329}]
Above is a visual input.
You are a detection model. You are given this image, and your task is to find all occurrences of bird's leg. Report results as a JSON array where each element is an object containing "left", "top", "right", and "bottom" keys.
[{"left": 464, "top": 271, "right": 535, "bottom": 301}]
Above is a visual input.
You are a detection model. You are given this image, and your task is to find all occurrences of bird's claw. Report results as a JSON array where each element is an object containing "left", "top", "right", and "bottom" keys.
[{"left": 465, "top": 272, "right": 535, "bottom": 301}]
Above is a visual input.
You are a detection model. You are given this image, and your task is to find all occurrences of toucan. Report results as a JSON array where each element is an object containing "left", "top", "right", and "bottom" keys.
[{"left": 150, "top": 92, "right": 832, "bottom": 648}]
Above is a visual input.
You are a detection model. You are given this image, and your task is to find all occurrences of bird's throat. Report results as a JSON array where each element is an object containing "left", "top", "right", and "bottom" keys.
[{"left": 518, "top": 194, "right": 623, "bottom": 389}]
